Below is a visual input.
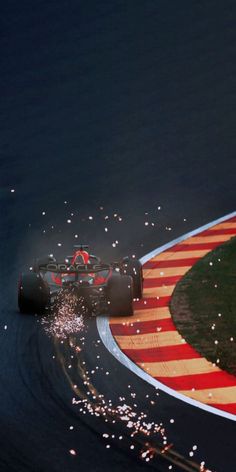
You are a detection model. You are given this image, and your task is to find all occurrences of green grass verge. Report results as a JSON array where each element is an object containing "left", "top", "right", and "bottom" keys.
[{"left": 170, "top": 236, "right": 236, "bottom": 376}]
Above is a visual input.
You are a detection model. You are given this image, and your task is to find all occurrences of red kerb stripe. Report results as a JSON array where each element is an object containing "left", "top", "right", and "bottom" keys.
[
  {"left": 134, "top": 296, "right": 171, "bottom": 310},
  {"left": 144, "top": 276, "right": 182, "bottom": 288},
  {"left": 223, "top": 216, "right": 236, "bottom": 223},
  {"left": 111, "top": 318, "right": 176, "bottom": 336},
  {"left": 156, "top": 371, "right": 236, "bottom": 391},
  {"left": 210, "top": 403, "right": 236, "bottom": 414},
  {"left": 143, "top": 258, "right": 200, "bottom": 269},
  {"left": 167, "top": 242, "right": 225, "bottom": 251},
  {"left": 201, "top": 228, "right": 236, "bottom": 236},
  {"left": 123, "top": 344, "right": 201, "bottom": 363}
]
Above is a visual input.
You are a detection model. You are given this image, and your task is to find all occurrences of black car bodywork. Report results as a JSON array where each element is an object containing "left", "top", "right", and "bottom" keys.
[{"left": 18, "top": 254, "right": 143, "bottom": 316}]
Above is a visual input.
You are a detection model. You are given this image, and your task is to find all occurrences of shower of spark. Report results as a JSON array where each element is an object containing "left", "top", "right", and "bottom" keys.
[
  {"left": 41, "top": 289, "right": 85, "bottom": 339},
  {"left": 55, "top": 335, "right": 172, "bottom": 465}
]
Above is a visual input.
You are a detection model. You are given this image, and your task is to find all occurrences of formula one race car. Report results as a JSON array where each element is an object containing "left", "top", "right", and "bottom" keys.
[{"left": 18, "top": 245, "right": 143, "bottom": 316}]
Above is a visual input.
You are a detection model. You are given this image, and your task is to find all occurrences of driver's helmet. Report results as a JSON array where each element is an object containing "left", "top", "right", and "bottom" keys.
[{"left": 71, "top": 250, "right": 90, "bottom": 265}]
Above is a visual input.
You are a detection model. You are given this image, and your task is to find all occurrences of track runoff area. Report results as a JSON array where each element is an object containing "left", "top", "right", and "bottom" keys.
[{"left": 97, "top": 211, "right": 236, "bottom": 421}]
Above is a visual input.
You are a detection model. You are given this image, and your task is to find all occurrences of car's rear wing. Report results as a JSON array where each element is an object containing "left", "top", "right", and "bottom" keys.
[
  {"left": 73, "top": 244, "right": 89, "bottom": 250},
  {"left": 38, "top": 262, "right": 111, "bottom": 273}
]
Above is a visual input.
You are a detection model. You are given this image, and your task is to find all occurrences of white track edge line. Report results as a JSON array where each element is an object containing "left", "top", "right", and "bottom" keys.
[
  {"left": 140, "top": 210, "right": 236, "bottom": 264},
  {"left": 97, "top": 211, "right": 236, "bottom": 422}
]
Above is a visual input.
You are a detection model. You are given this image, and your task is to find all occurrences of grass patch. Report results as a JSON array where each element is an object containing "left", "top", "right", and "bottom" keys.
[{"left": 170, "top": 236, "right": 236, "bottom": 376}]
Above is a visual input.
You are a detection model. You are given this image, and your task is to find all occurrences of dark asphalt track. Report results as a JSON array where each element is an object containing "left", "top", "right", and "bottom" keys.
[{"left": 1, "top": 1, "right": 236, "bottom": 471}]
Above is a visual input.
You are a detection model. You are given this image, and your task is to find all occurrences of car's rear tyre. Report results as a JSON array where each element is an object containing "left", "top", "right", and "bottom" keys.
[
  {"left": 33, "top": 255, "right": 56, "bottom": 273},
  {"left": 18, "top": 273, "right": 50, "bottom": 314},
  {"left": 121, "top": 258, "right": 143, "bottom": 299},
  {"left": 107, "top": 274, "right": 133, "bottom": 316}
]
